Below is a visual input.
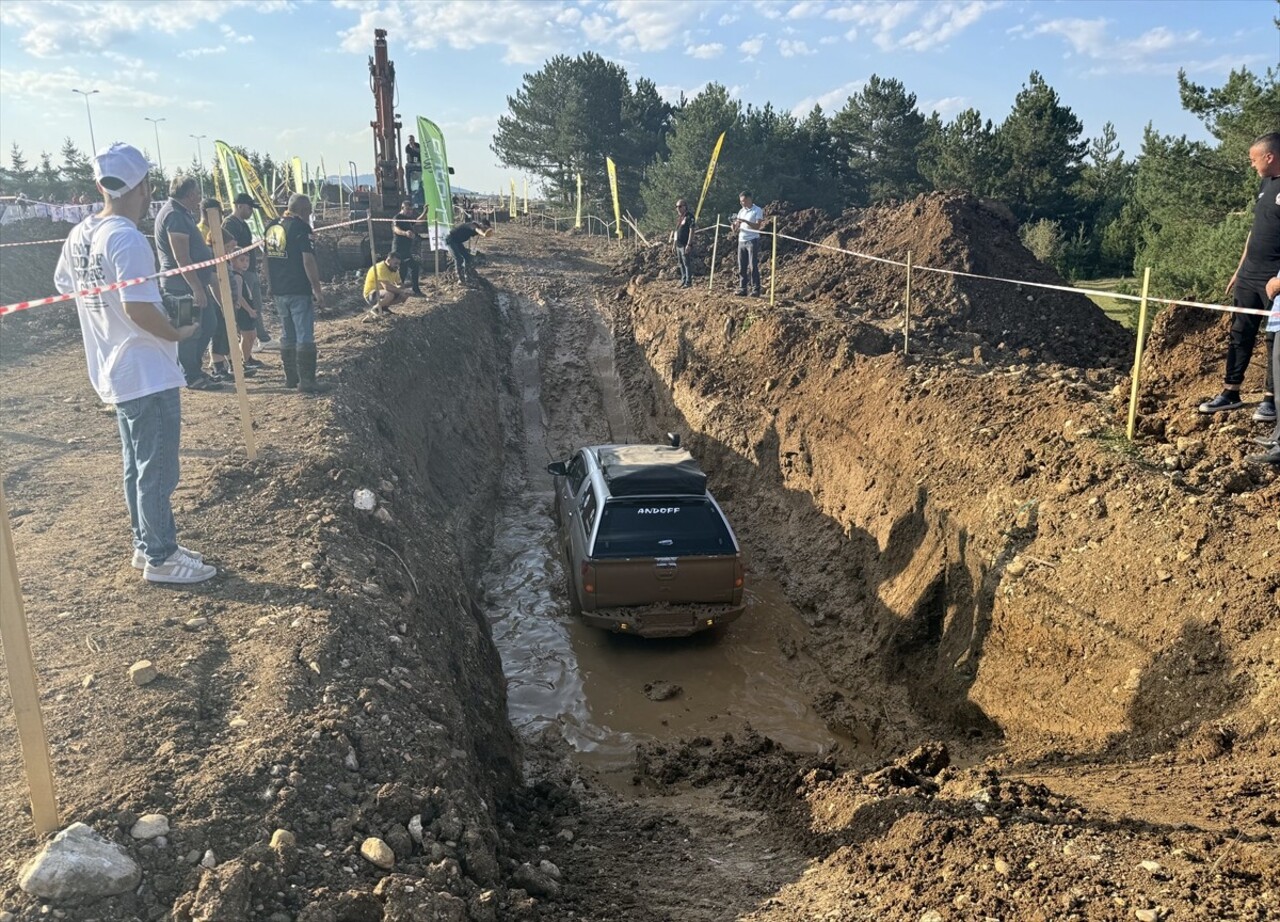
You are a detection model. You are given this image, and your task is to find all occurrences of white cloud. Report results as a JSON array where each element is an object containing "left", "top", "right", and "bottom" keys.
[
  {"left": 778, "top": 38, "right": 814, "bottom": 57},
  {"left": 1030, "top": 17, "right": 1220, "bottom": 76},
  {"left": 790, "top": 79, "right": 865, "bottom": 117},
  {"left": 178, "top": 46, "right": 227, "bottom": 59},
  {"left": 739, "top": 35, "right": 765, "bottom": 57},
  {"left": 219, "top": 24, "right": 255, "bottom": 44},
  {"left": 686, "top": 42, "right": 724, "bottom": 59},
  {"left": 0, "top": 66, "right": 175, "bottom": 108},
  {"left": 0, "top": 0, "right": 289, "bottom": 58},
  {"left": 718, "top": 13, "right": 738, "bottom": 26},
  {"left": 924, "top": 95, "right": 967, "bottom": 118},
  {"left": 826, "top": 0, "right": 999, "bottom": 52},
  {"left": 656, "top": 82, "right": 709, "bottom": 104},
  {"left": 786, "top": 0, "right": 825, "bottom": 18},
  {"left": 819, "top": 35, "right": 839, "bottom": 45}
]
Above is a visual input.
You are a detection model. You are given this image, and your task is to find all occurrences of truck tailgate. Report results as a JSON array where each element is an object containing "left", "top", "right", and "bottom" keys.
[{"left": 590, "top": 556, "right": 739, "bottom": 608}]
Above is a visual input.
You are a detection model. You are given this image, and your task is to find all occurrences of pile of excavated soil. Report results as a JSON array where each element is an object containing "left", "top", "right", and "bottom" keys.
[{"left": 624, "top": 193, "right": 1132, "bottom": 369}]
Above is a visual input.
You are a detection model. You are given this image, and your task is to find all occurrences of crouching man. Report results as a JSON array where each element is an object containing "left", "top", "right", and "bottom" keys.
[{"left": 54, "top": 142, "right": 216, "bottom": 584}]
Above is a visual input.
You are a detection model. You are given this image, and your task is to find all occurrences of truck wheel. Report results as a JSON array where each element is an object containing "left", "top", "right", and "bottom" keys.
[{"left": 563, "top": 543, "right": 582, "bottom": 616}]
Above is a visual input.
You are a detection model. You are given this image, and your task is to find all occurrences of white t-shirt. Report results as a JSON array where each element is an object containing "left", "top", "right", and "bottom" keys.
[
  {"left": 737, "top": 204, "right": 764, "bottom": 242},
  {"left": 54, "top": 214, "right": 185, "bottom": 404}
]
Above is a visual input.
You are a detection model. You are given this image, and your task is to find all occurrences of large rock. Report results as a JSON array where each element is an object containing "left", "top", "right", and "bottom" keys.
[{"left": 18, "top": 822, "right": 141, "bottom": 901}]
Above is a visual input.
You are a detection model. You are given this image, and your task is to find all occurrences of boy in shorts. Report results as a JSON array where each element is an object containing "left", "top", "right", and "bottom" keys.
[{"left": 227, "top": 248, "right": 258, "bottom": 377}]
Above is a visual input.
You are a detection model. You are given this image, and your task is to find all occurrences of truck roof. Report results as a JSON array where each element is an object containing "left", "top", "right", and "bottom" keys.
[{"left": 591, "top": 444, "right": 708, "bottom": 498}]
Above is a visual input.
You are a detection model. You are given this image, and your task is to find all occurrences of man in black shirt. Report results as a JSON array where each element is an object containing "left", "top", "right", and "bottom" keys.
[
  {"left": 265, "top": 194, "right": 327, "bottom": 393},
  {"left": 673, "top": 198, "right": 693, "bottom": 288},
  {"left": 392, "top": 199, "right": 426, "bottom": 296},
  {"left": 445, "top": 218, "right": 492, "bottom": 285},
  {"left": 1199, "top": 132, "right": 1280, "bottom": 423}
]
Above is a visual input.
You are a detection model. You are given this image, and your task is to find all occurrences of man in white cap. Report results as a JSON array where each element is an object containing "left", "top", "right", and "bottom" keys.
[{"left": 53, "top": 142, "right": 216, "bottom": 584}]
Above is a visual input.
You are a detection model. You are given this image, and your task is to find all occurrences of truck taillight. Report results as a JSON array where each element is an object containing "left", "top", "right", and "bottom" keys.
[
  {"left": 582, "top": 561, "right": 596, "bottom": 594},
  {"left": 734, "top": 561, "right": 744, "bottom": 589}
]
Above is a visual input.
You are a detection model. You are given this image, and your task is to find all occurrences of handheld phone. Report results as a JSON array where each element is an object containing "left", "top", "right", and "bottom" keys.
[{"left": 174, "top": 295, "right": 194, "bottom": 327}]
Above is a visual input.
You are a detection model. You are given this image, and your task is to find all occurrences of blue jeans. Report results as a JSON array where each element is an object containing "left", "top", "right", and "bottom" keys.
[
  {"left": 448, "top": 241, "right": 470, "bottom": 281},
  {"left": 275, "top": 294, "right": 315, "bottom": 346},
  {"left": 116, "top": 388, "right": 182, "bottom": 565},
  {"left": 175, "top": 288, "right": 217, "bottom": 383},
  {"left": 676, "top": 246, "right": 691, "bottom": 285}
]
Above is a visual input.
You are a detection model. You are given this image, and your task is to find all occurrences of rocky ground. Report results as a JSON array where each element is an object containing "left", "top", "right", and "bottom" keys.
[{"left": 1, "top": 202, "right": 1277, "bottom": 922}]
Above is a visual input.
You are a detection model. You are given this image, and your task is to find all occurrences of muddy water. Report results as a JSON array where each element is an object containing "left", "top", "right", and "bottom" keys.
[{"left": 481, "top": 293, "right": 834, "bottom": 777}]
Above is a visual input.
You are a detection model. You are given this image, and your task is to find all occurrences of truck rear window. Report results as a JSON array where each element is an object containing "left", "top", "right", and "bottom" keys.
[{"left": 591, "top": 499, "right": 735, "bottom": 558}]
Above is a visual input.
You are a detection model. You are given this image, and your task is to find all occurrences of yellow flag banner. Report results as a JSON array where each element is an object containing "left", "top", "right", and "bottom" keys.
[
  {"left": 509, "top": 179, "right": 517, "bottom": 218},
  {"left": 575, "top": 173, "right": 582, "bottom": 229},
  {"left": 606, "top": 157, "right": 622, "bottom": 239},
  {"left": 523, "top": 178, "right": 529, "bottom": 215},
  {"left": 291, "top": 157, "right": 304, "bottom": 195},
  {"left": 694, "top": 131, "right": 726, "bottom": 223}
]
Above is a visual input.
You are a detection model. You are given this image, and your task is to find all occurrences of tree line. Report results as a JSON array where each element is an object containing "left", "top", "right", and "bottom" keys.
[
  {"left": 492, "top": 52, "right": 1278, "bottom": 298},
  {"left": 0, "top": 141, "right": 283, "bottom": 209}
]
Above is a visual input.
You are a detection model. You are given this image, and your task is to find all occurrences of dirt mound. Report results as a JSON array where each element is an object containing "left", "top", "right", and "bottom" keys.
[{"left": 622, "top": 193, "right": 1132, "bottom": 369}]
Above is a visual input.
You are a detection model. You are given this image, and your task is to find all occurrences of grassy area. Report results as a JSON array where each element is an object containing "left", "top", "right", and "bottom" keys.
[{"left": 1076, "top": 277, "right": 1141, "bottom": 330}]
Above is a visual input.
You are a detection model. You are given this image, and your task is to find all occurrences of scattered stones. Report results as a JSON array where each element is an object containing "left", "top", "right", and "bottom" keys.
[
  {"left": 128, "top": 660, "right": 158, "bottom": 686},
  {"left": 81, "top": 674, "right": 94, "bottom": 689},
  {"left": 183, "top": 617, "right": 208, "bottom": 630},
  {"left": 1139, "top": 860, "right": 1161, "bottom": 874},
  {"left": 643, "top": 681, "right": 682, "bottom": 701},
  {"left": 270, "top": 829, "right": 296, "bottom": 850},
  {"left": 920, "top": 911, "right": 944, "bottom": 922},
  {"left": 408, "top": 814, "right": 424, "bottom": 844},
  {"left": 200, "top": 850, "right": 217, "bottom": 869},
  {"left": 511, "top": 861, "right": 561, "bottom": 898},
  {"left": 129, "top": 814, "right": 169, "bottom": 840},
  {"left": 18, "top": 823, "right": 142, "bottom": 901},
  {"left": 1135, "top": 909, "right": 1163, "bottom": 922},
  {"left": 360, "top": 837, "right": 395, "bottom": 870},
  {"left": 994, "top": 857, "right": 1011, "bottom": 876}
]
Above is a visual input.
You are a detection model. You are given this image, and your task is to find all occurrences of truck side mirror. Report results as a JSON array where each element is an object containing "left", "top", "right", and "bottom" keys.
[
  {"left": 666, "top": 432, "right": 681, "bottom": 448},
  {"left": 546, "top": 460, "right": 569, "bottom": 477}
]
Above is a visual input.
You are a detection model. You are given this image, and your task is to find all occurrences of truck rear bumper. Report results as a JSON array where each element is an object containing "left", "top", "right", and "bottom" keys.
[{"left": 580, "top": 602, "right": 745, "bottom": 638}]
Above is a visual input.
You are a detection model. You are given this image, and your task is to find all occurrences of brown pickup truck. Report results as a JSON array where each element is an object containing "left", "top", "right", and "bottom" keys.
[{"left": 546, "top": 439, "right": 745, "bottom": 638}]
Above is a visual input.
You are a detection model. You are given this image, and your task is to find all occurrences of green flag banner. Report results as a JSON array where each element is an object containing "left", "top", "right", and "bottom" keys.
[{"left": 416, "top": 116, "right": 454, "bottom": 228}]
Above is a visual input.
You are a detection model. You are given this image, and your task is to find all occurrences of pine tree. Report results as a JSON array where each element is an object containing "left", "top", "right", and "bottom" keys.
[
  {"left": 638, "top": 84, "right": 742, "bottom": 228},
  {"left": 922, "top": 108, "right": 1004, "bottom": 197},
  {"left": 830, "top": 75, "right": 928, "bottom": 204},
  {"left": 994, "top": 72, "right": 1086, "bottom": 223}
]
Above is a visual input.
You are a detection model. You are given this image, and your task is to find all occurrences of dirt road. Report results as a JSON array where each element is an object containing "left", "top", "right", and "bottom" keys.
[{"left": 1, "top": 217, "right": 1277, "bottom": 922}]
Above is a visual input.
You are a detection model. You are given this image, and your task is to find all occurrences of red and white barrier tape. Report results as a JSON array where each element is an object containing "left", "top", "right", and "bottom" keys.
[
  {"left": 0, "top": 241, "right": 262, "bottom": 317},
  {"left": 0, "top": 237, "right": 68, "bottom": 249}
]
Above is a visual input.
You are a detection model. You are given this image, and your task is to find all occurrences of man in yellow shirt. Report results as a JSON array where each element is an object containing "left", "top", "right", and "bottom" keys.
[{"left": 363, "top": 252, "right": 408, "bottom": 316}]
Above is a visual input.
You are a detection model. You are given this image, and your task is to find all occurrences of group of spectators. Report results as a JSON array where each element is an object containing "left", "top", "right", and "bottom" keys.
[
  {"left": 53, "top": 142, "right": 330, "bottom": 585},
  {"left": 669, "top": 190, "right": 765, "bottom": 296}
]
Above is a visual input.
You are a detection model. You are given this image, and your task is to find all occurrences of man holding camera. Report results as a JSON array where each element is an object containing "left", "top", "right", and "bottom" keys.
[
  {"left": 732, "top": 190, "right": 764, "bottom": 297},
  {"left": 54, "top": 142, "right": 216, "bottom": 584}
]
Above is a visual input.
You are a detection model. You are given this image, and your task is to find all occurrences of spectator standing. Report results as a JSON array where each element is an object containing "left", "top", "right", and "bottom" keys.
[
  {"left": 405, "top": 135, "right": 421, "bottom": 171},
  {"left": 223, "top": 192, "right": 275, "bottom": 354},
  {"left": 731, "top": 191, "right": 764, "bottom": 297},
  {"left": 228, "top": 245, "right": 259, "bottom": 376},
  {"left": 199, "top": 198, "right": 234, "bottom": 381},
  {"left": 53, "top": 142, "right": 214, "bottom": 584},
  {"left": 673, "top": 198, "right": 693, "bottom": 288},
  {"left": 155, "top": 176, "right": 221, "bottom": 390},
  {"left": 445, "top": 218, "right": 492, "bottom": 285},
  {"left": 265, "top": 193, "right": 327, "bottom": 393},
  {"left": 363, "top": 252, "right": 408, "bottom": 314},
  {"left": 1199, "top": 132, "right": 1280, "bottom": 422},
  {"left": 392, "top": 198, "right": 425, "bottom": 296}
]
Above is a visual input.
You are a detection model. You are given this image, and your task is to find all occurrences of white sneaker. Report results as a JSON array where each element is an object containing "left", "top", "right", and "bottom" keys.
[
  {"left": 143, "top": 550, "right": 216, "bottom": 584},
  {"left": 132, "top": 546, "right": 203, "bottom": 570}
]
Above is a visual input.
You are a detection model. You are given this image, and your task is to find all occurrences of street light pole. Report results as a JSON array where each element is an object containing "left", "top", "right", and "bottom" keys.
[
  {"left": 144, "top": 117, "right": 166, "bottom": 176},
  {"left": 71, "top": 89, "right": 99, "bottom": 154},
  {"left": 190, "top": 134, "right": 208, "bottom": 195}
]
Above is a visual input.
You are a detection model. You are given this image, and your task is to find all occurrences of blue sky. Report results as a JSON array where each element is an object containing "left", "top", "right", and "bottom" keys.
[{"left": 0, "top": 0, "right": 1274, "bottom": 198}]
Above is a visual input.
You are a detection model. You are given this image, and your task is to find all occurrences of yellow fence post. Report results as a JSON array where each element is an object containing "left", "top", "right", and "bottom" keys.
[
  {"left": 0, "top": 478, "right": 59, "bottom": 834},
  {"left": 1126, "top": 267, "right": 1154, "bottom": 441},
  {"left": 769, "top": 216, "right": 778, "bottom": 306},
  {"left": 904, "top": 249, "right": 913, "bottom": 355},
  {"left": 708, "top": 214, "right": 721, "bottom": 292},
  {"left": 207, "top": 209, "right": 259, "bottom": 461}
]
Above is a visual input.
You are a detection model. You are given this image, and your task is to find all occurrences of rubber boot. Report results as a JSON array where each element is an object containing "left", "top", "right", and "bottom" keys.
[
  {"left": 297, "top": 343, "right": 327, "bottom": 394},
  {"left": 280, "top": 345, "right": 299, "bottom": 389}
]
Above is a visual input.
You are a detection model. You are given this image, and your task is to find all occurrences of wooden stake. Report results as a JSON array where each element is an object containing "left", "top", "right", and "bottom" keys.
[
  {"left": 365, "top": 209, "right": 376, "bottom": 268},
  {"left": 207, "top": 208, "right": 258, "bottom": 461},
  {"left": 904, "top": 249, "right": 913, "bottom": 355},
  {"left": 769, "top": 216, "right": 778, "bottom": 306},
  {"left": 708, "top": 214, "right": 721, "bottom": 291},
  {"left": 0, "top": 477, "right": 59, "bottom": 834},
  {"left": 1126, "top": 267, "right": 1154, "bottom": 441}
]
